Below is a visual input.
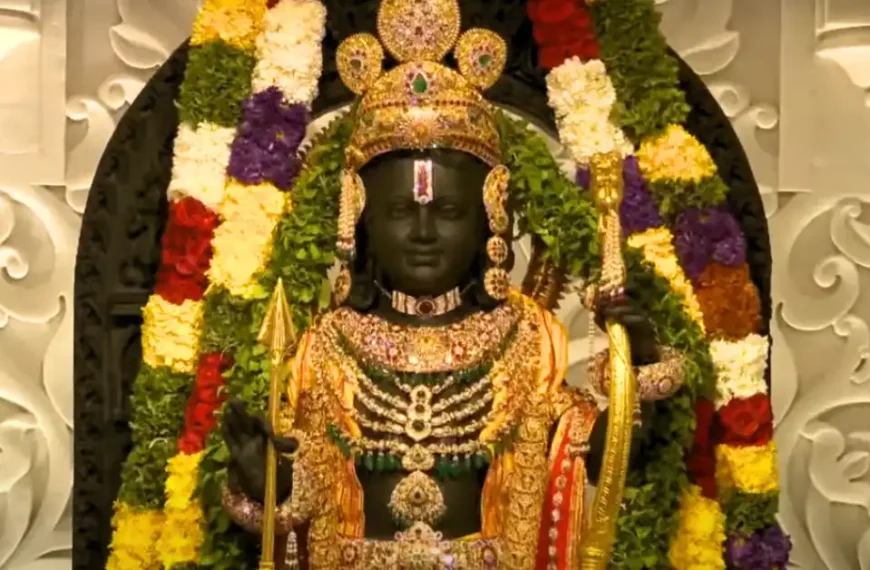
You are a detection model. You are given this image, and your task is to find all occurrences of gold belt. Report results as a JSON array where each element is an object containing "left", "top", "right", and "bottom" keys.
[{"left": 339, "top": 522, "right": 500, "bottom": 569}]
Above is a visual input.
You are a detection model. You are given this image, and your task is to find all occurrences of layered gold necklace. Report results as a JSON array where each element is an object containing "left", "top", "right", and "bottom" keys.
[{"left": 319, "top": 299, "right": 542, "bottom": 530}]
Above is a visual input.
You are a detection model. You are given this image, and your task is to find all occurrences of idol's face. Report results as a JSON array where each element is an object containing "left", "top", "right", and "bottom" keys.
[{"left": 360, "top": 149, "right": 489, "bottom": 298}]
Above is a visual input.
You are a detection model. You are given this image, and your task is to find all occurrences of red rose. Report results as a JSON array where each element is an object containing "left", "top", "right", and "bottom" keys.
[
  {"left": 196, "top": 354, "right": 229, "bottom": 389},
  {"left": 528, "top": 0, "right": 579, "bottom": 26},
  {"left": 533, "top": 20, "right": 595, "bottom": 48},
  {"left": 693, "top": 398, "right": 716, "bottom": 449},
  {"left": 174, "top": 236, "right": 213, "bottom": 277},
  {"left": 177, "top": 429, "right": 205, "bottom": 454},
  {"left": 686, "top": 446, "right": 718, "bottom": 499},
  {"left": 718, "top": 394, "right": 773, "bottom": 446},
  {"left": 155, "top": 267, "right": 207, "bottom": 304},
  {"left": 172, "top": 197, "right": 218, "bottom": 231},
  {"left": 695, "top": 472, "right": 718, "bottom": 500},
  {"left": 187, "top": 400, "right": 219, "bottom": 434}
]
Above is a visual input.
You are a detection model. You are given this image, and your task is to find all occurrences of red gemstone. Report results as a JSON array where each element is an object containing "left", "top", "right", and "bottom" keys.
[{"left": 417, "top": 299, "right": 435, "bottom": 315}]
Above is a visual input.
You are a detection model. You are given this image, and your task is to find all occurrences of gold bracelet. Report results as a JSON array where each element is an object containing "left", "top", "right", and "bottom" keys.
[
  {"left": 590, "top": 346, "right": 685, "bottom": 402},
  {"left": 220, "top": 483, "right": 295, "bottom": 535}
]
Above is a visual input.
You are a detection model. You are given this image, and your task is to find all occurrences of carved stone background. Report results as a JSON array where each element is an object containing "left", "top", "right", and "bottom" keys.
[{"left": 0, "top": 0, "right": 868, "bottom": 568}]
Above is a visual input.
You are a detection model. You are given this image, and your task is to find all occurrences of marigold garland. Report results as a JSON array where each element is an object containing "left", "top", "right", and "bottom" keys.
[
  {"left": 107, "top": 0, "right": 266, "bottom": 566},
  {"left": 716, "top": 442, "right": 780, "bottom": 495},
  {"left": 106, "top": 1, "right": 793, "bottom": 568},
  {"left": 190, "top": 0, "right": 266, "bottom": 51},
  {"left": 627, "top": 227, "right": 705, "bottom": 330},
  {"left": 157, "top": 452, "right": 205, "bottom": 568},
  {"left": 106, "top": 504, "right": 165, "bottom": 570},
  {"left": 695, "top": 263, "right": 762, "bottom": 339},
  {"left": 637, "top": 124, "right": 717, "bottom": 183},
  {"left": 208, "top": 182, "right": 288, "bottom": 298},
  {"left": 668, "top": 485, "right": 727, "bottom": 569},
  {"left": 141, "top": 296, "right": 205, "bottom": 374}
]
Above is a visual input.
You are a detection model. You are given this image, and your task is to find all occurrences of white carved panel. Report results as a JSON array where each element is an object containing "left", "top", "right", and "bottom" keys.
[{"left": 1, "top": 0, "right": 868, "bottom": 569}]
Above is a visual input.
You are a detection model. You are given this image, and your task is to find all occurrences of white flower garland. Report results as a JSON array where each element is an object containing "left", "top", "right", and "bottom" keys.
[
  {"left": 253, "top": 0, "right": 327, "bottom": 105},
  {"left": 167, "top": 123, "right": 237, "bottom": 210},
  {"left": 546, "top": 57, "right": 634, "bottom": 165},
  {"left": 710, "top": 333, "right": 770, "bottom": 408}
]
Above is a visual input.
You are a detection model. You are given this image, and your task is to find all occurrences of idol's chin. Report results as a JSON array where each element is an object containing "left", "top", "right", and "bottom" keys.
[{"left": 392, "top": 270, "right": 456, "bottom": 299}]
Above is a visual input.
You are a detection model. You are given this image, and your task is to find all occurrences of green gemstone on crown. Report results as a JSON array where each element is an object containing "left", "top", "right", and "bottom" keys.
[
  {"left": 411, "top": 73, "right": 429, "bottom": 94},
  {"left": 478, "top": 54, "right": 492, "bottom": 67}
]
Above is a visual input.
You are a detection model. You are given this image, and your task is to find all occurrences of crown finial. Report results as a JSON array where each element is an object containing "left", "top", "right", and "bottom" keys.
[{"left": 376, "top": 0, "right": 461, "bottom": 63}]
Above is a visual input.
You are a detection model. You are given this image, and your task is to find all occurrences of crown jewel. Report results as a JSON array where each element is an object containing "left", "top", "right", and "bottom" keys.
[{"left": 337, "top": 0, "right": 507, "bottom": 169}]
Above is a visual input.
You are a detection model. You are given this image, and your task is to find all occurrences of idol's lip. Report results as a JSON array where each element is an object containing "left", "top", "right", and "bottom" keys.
[{"left": 404, "top": 248, "right": 443, "bottom": 256}]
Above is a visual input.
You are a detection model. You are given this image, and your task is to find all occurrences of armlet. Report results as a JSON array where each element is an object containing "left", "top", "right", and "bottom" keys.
[{"left": 589, "top": 346, "right": 685, "bottom": 401}]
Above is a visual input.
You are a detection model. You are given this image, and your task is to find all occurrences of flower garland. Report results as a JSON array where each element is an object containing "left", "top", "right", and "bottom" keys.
[
  {"left": 156, "top": 1, "right": 327, "bottom": 569},
  {"left": 528, "top": 0, "right": 789, "bottom": 567},
  {"left": 110, "top": 1, "right": 789, "bottom": 569},
  {"left": 106, "top": 0, "right": 266, "bottom": 567}
]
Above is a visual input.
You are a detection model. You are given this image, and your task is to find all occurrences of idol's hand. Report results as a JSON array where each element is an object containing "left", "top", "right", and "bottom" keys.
[
  {"left": 593, "top": 290, "right": 659, "bottom": 365},
  {"left": 222, "top": 399, "right": 297, "bottom": 503}
]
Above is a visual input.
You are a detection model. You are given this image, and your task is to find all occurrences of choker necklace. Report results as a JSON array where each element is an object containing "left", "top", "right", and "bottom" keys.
[{"left": 376, "top": 282, "right": 465, "bottom": 318}]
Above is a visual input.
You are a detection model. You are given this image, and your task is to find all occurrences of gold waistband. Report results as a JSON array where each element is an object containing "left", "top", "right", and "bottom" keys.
[{"left": 338, "top": 522, "right": 500, "bottom": 569}]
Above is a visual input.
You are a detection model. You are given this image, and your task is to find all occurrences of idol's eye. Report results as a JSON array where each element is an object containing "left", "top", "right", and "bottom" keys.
[
  {"left": 387, "top": 201, "right": 414, "bottom": 218},
  {"left": 434, "top": 201, "right": 462, "bottom": 219}
]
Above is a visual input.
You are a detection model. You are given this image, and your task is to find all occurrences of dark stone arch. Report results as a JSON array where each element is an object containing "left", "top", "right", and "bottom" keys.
[{"left": 73, "top": 5, "right": 770, "bottom": 568}]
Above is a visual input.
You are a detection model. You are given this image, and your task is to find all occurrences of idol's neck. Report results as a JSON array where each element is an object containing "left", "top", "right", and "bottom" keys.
[{"left": 369, "top": 284, "right": 484, "bottom": 327}]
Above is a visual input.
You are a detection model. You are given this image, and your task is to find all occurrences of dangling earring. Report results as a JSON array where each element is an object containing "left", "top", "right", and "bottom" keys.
[
  {"left": 334, "top": 169, "right": 366, "bottom": 305},
  {"left": 483, "top": 165, "right": 511, "bottom": 301}
]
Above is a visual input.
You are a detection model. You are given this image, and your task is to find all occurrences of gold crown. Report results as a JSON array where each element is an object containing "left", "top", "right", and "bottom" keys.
[{"left": 336, "top": 0, "right": 507, "bottom": 170}]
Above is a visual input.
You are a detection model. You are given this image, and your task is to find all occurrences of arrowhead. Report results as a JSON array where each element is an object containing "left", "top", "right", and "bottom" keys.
[{"left": 257, "top": 278, "right": 296, "bottom": 352}]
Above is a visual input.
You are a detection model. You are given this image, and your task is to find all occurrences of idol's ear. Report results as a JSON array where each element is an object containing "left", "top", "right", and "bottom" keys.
[
  {"left": 336, "top": 33, "right": 385, "bottom": 96},
  {"left": 454, "top": 29, "right": 507, "bottom": 91}
]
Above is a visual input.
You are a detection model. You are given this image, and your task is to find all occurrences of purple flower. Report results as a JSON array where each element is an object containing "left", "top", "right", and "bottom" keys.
[
  {"left": 726, "top": 525, "right": 792, "bottom": 569},
  {"left": 674, "top": 207, "right": 746, "bottom": 282},
  {"left": 576, "top": 156, "right": 662, "bottom": 235},
  {"left": 227, "top": 86, "right": 308, "bottom": 190}
]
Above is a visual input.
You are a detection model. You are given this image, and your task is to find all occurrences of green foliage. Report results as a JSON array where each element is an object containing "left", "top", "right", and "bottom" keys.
[
  {"left": 178, "top": 40, "right": 256, "bottom": 127},
  {"left": 648, "top": 176, "right": 730, "bottom": 218},
  {"left": 723, "top": 491, "right": 780, "bottom": 535},
  {"left": 117, "top": 365, "right": 193, "bottom": 509},
  {"left": 128, "top": 365, "right": 193, "bottom": 445},
  {"left": 118, "top": 437, "right": 178, "bottom": 510},
  {"left": 589, "top": 0, "right": 690, "bottom": 144},
  {"left": 196, "top": 114, "right": 353, "bottom": 570},
  {"left": 261, "top": 114, "right": 352, "bottom": 332},
  {"left": 497, "top": 112, "right": 601, "bottom": 279},
  {"left": 496, "top": 112, "right": 714, "bottom": 569}
]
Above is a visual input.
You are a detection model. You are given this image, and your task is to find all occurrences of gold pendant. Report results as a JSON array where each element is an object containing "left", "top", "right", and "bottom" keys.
[
  {"left": 388, "top": 470, "right": 446, "bottom": 528},
  {"left": 404, "top": 386, "right": 433, "bottom": 442}
]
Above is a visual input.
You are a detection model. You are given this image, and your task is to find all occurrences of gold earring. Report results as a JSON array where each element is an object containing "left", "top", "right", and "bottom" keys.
[
  {"left": 483, "top": 166, "right": 511, "bottom": 301},
  {"left": 334, "top": 169, "right": 366, "bottom": 305}
]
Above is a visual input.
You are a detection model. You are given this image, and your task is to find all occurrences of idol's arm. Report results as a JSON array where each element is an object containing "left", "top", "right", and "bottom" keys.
[
  {"left": 220, "top": 331, "right": 317, "bottom": 535},
  {"left": 584, "top": 347, "right": 686, "bottom": 483}
]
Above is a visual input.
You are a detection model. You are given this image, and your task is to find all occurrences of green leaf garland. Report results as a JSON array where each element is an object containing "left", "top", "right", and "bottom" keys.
[
  {"left": 588, "top": 0, "right": 690, "bottom": 144},
  {"left": 195, "top": 114, "right": 351, "bottom": 570},
  {"left": 118, "top": 365, "right": 193, "bottom": 509},
  {"left": 178, "top": 40, "right": 257, "bottom": 128}
]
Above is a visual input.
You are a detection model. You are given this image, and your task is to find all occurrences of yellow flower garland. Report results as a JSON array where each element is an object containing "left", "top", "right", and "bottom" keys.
[
  {"left": 191, "top": 0, "right": 267, "bottom": 51},
  {"left": 715, "top": 441, "right": 780, "bottom": 494},
  {"left": 627, "top": 227, "right": 706, "bottom": 331},
  {"left": 141, "top": 295, "right": 204, "bottom": 374},
  {"left": 157, "top": 452, "right": 205, "bottom": 567},
  {"left": 669, "top": 485, "right": 726, "bottom": 570},
  {"left": 208, "top": 181, "right": 288, "bottom": 298},
  {"left": 637, "top": 124, "right": 717, "bottom": 183},
  {"left": 106, "top": 503, "right": 165, "bottom": 570}
]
